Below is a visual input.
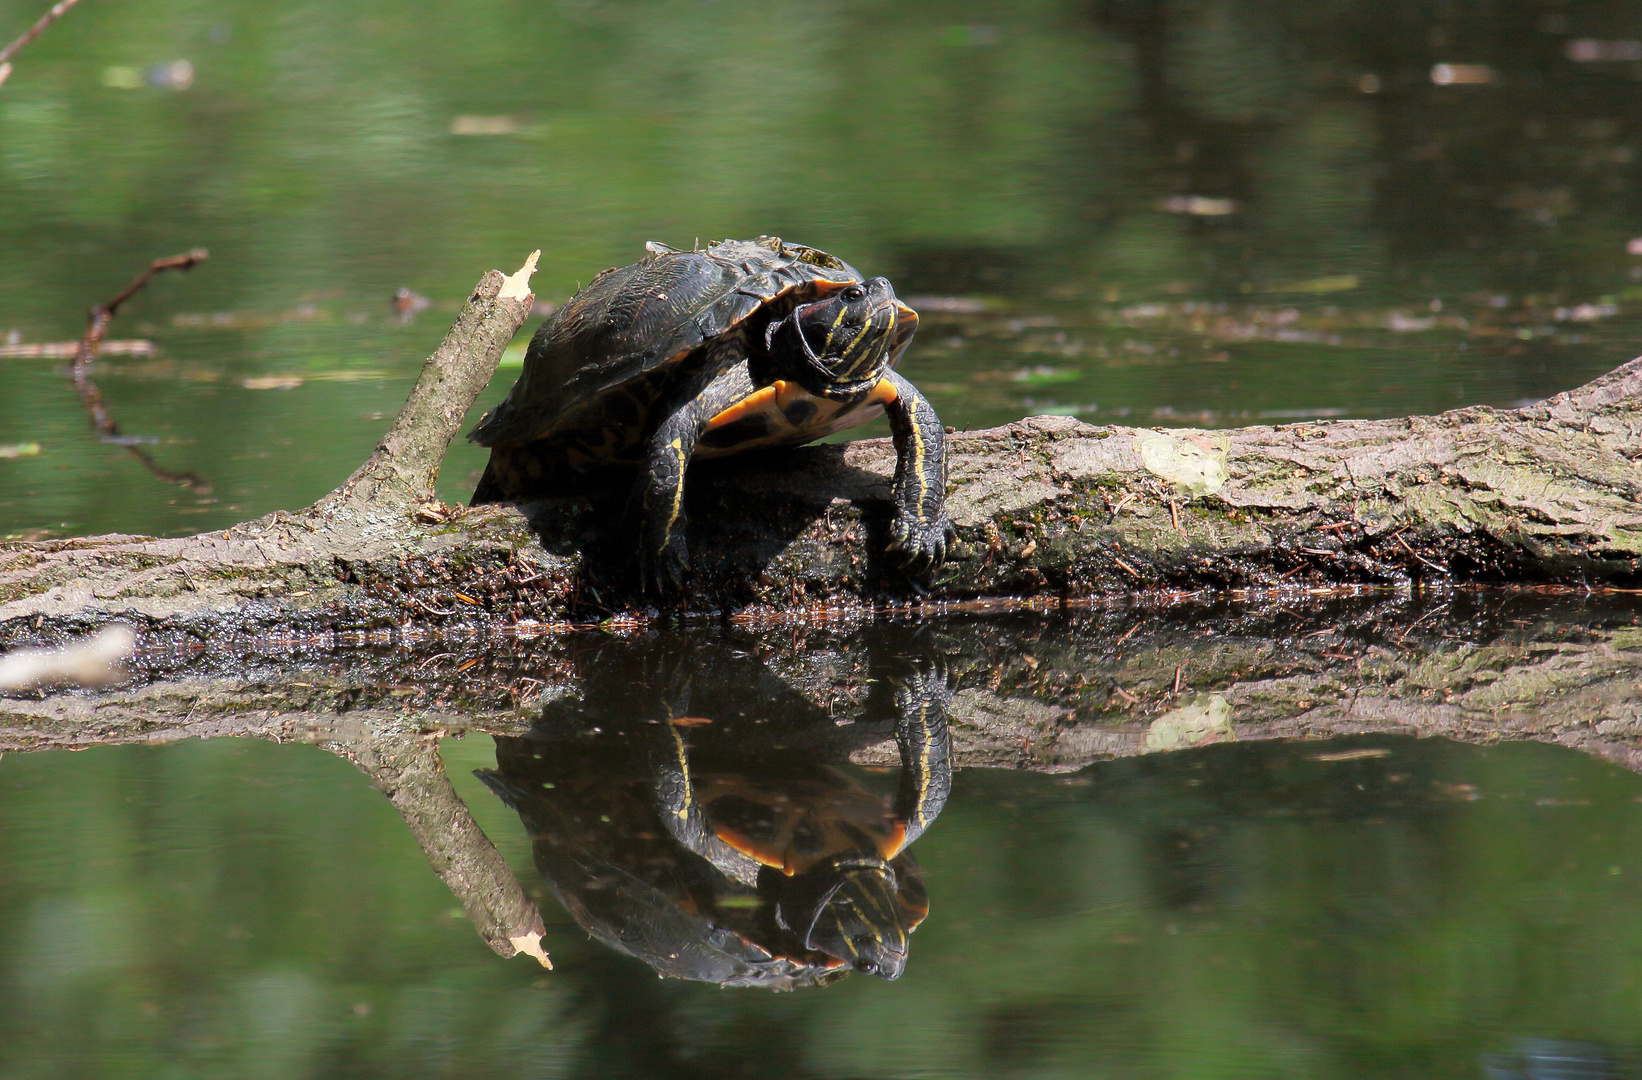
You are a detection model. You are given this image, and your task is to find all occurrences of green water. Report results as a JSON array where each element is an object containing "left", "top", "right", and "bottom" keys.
[
  {"left": 5, "top": 0, "right": 1642, "bottom": 1074},
  {"left": 6, "top": 729, "right": 1642, "bottom": 1078}
]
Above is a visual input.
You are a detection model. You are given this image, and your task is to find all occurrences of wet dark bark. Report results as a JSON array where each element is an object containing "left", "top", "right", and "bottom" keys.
[
  {"left": 0, "top": 253, "right": 1638, "bottom": 645},
  {"left": 4, "top": 596, "right": 1638, "bottom": 769}
]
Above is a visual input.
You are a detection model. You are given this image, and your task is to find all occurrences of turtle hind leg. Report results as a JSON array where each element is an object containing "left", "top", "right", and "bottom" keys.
[
  {"left": 628, "top": 363, "right": 758, "bottom": 595},
  {"left": 469, "top": 442, "right": 573, "bottom": 505},
  {"left": 469, "top": 453, "right": 513, "bottom": 505}
]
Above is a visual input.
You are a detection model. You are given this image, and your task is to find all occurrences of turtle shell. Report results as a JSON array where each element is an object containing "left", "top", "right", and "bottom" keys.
[
  {"left": 468, "top": 236, "right": 863, "bottom": 449},
  {"left": 697, "top": 769, "right": 919, "bottom": 877}
]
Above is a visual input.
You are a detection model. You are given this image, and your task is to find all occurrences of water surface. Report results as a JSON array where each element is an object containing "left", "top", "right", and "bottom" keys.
[{"left": 5, "top": 719, "right": 1642, "bottom": 1077}]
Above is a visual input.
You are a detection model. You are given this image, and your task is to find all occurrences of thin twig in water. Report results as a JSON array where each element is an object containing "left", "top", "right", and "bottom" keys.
[
  {"left": 73, "top": 249, "right": 212, "bottom": 493},
  {"left": 0, "top": 0, "right": 86, "bottom": 81},
  {"left": 1395, "top": 601, "right": 1451, "bottom": 646}
]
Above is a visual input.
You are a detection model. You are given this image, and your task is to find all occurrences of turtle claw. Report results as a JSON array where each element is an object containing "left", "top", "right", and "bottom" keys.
[
  {"left": 892, "top": 661, "right": 954, "bottom": 716},
  {"left": 637, "top": 535, "right": 690, "bottom": 597},
  {"left": 888, "top": 513, "right": 957, "bottom": 573}
]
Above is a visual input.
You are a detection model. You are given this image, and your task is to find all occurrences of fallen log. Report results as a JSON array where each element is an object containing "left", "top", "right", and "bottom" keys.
[{"left": 2, "top": 254, "right": 1640, "bottom": 645}]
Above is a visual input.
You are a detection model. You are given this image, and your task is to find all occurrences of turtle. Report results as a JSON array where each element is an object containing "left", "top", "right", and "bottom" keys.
[
  {"left": 467, "top": 236, "right": 954, "bottom": 593},
  {"left": 476, "top": 640, "right": 953, "bottom": 989}
]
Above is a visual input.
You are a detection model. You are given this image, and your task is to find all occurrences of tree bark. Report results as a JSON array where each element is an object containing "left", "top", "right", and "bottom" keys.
[{"left": 1, "top": 254, "right": 1638, "bottom": 646}]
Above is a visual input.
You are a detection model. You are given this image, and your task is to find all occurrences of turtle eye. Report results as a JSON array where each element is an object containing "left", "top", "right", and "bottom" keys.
[{"left": 841, "top": 285, "right": 866, "bottom": 303}]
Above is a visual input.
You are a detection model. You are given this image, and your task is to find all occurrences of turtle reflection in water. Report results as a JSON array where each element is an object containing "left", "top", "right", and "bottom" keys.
[{"left": 479, "top": 659, "right": 951, "bottom": 990}]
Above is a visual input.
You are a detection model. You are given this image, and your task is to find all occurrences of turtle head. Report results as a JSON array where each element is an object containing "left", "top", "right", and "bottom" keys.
[
  {"left": 775, "top": 855, "right": 910, "bottom": 980},
  {"left": 766, "top": 278, "right": 918, "bottom": 399}
]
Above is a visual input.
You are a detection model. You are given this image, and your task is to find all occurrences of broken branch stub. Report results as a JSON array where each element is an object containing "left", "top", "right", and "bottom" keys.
[
  {"left": 317, "top": 253, "right": 537, "bottom": 514},
  {"left": 0, "top": 0, "right": 86, "bottom": 73}
]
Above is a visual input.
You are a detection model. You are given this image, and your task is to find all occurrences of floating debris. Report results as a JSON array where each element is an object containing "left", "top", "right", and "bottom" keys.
[
  {"left": 0, "top": 625, "right": 135, "bottom": 691},
  {"left": 1431, "top": 63, "right": 1496, "bottom": 85},
  {"left": 264, "top": 371, "right": 390, "bottom": 388},
  {"left": 102, "top": 60, "right": 193, "bottom": 90},
  {"left": 1386, "top": 311, "right": 1437, "bottom": 332},
  {"left": 392, "top": 287, "right": 431, "bottom": 324},
  {"left": 307, "top": 369, "right": 391, "bottom": 382},
  {"left": 1264, "top": 275, "right": 1358, "bottom": 294},
  {"left": 172, "top": 304, "right": 327, "bottom": 330},
  {"left": 100, "top": 65, "right": 141, "bottom": 88},
  {"left": 1157, "top": 194, "right": 1236, "bottom": 216},
  {"left": 1311, "top": 747, "right": 1391, "bottom": 762},
  {"left": 906, "top": 296, "right": 991, "bottom": 314},
  {"left": 1011, "top": 365, "right": 1080, "bottom": 386},
  {"left": 1566, "top": 39, "right": 1642, "bottom": 62},
  {"left": 0, "top": 339, "right": 154, "bottom": 359},
  {"left": 1257, "top": 407, "right": 1347, "bottom": 419},
  {"left": 449, "top": 115, "right": 519, "bottom": 136},
  {"left": 1553, "top": 302, "right": 1617, "bottom": 321},
  {"left": 149, "top": 60, "right": 194, "bottom": 90}
]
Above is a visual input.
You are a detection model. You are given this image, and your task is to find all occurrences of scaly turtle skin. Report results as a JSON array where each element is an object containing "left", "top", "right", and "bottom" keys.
[{"left": 467, "top": 236, "right": 953, "bottom": 593}]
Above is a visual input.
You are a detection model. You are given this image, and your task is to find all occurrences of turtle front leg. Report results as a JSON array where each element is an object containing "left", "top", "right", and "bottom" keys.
[
  {"left": 881, "top": 370, "right": 955, "bottom": 570},
  {"left": 630, "top": 365, "right": 756, "bottom": 594},
  {"left": 650, "top": 723, "right": 763, "bottom": 886}
]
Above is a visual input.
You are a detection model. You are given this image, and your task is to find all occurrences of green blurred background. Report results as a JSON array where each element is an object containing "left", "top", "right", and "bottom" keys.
[{"left": 6, "top": 0, "right": 1642, "bottom": 536}]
